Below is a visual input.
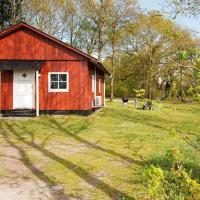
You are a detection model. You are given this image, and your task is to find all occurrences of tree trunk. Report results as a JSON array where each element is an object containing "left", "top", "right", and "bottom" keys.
[
  {"left": 97, "top": 0, "right": 104, "bottom": 61},
  {"left": 148, "top": 79, "right": 152, "bottom": 99},
  {"left": 110, "top": 43, "right": 116, "bottom": 101},
  {"left": 179, "top": 67, "right": 186, "bottom": 102},
  {"left": 98, "top": 24, "right": 103, "bottom": 61},
  {"left": 70, "top": 16, "right": 74, "bottom": 45},
  {"left": 110, "top": 77, "right": 114, "bottom": 101},
  {"left": 12, "top": 0, "right": 16, "bottom": 24}
]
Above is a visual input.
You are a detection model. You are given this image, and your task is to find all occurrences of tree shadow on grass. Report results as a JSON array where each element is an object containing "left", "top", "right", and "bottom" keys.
[
  {"left": 0, "top": 125, "right": 81, "bottom": 200},
  {"left": 1, "top": 120, "right": 136, "bottom": 200},
  {"left": 36, "top": 116, "right": 144, "bottom": 166},
  {"left": 107, "top": 108, "right": 170, "bottom": 131}
]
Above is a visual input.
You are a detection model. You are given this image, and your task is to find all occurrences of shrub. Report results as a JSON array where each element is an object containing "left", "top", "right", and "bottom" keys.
[
  {"left": 133, "top": 89, "right": 145, "bottom": 98},
  {"left": 143, "top": 165, "right": 164, "bottom": 199},
  {"left": 143, "top": 148, "right": 200, "bottom": 200},
  {"left": 187, "top": 85, "right": 200, "bottom": 103}
]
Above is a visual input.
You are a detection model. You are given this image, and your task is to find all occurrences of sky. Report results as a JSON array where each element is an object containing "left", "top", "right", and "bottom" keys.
[{"left": 138, "top": 0, "right": 200, "bottom": 36}]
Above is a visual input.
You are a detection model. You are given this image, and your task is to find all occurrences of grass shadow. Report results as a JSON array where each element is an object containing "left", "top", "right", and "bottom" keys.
[
  {"left": 1, "top": 120, "right": 136, "bottom": 200},
  {"left": 34, "top": 116, "right": 144, "bottom": 166},
  {"left": 106, "top": 108, "right": 171, "bottom": 131},
  {"left": 0, "top": 125, "right": 80, "bottom": 200}
]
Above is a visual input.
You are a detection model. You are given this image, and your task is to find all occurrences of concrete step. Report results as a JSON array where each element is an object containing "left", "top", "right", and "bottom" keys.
[{"left": 3, "top": 109, "right": 36, "bottom": 117}]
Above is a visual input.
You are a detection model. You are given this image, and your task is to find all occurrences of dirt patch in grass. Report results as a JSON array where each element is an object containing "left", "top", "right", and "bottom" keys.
[{"left": 0, "top": 140, "right": 82, "bottom": 199}]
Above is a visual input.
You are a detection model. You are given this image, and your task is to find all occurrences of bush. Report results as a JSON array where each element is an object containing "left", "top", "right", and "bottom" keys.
[
  {"left": 143, "top": 165, "right": 164, "bottom": 198},
  {"left": 143, "top": 148, "right": 200, "bottom": 200},
  {"left": 187, "top": 85, "right": 200, "bottom": 103},
  {"left": 149, "top": 146, "right": 200, "bottom": 180}
]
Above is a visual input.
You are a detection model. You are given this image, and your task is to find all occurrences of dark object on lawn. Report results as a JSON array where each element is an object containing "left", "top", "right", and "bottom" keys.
[
  {"left": 143, "top": 101, "right": 153, "bottom": 110},
  {"left": 122, "top": 97, "right": 128, "bottom": 106}
]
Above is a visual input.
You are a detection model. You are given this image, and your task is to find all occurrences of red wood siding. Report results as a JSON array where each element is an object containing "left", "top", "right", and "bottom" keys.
[
  {"left": 0, "top": 25, "right": 106, "bottom": 111},
  {"left": 39, "top": 61, "right": 93, "bottom": 111},
  {"left": 1, "top": 70, "right": 13, "bottom": 110},
  {"left": 0, "top": 28, "right": 84, "bottom": 60}
]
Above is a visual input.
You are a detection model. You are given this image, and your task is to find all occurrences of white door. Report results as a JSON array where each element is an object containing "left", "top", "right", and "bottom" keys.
[{"left": 13, "top": 69, "right": 35, "bottom": 109}]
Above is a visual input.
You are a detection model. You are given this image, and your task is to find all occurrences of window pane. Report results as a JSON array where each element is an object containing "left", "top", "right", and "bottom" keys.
[
  {"left": 59, "top": 82, "right": 67, "bottom": 89},
  {"left": 51, "top": 74, "right": 58, "bottom": 81},
  {"left": 99, "top": 78, "right": 101, "bottom": 92},
  {"left": 50, "top": 82, "right": 58, "bottom": 89},
  {"left": 92, "top": 75, "right": 95, "bottom": 92},
  {"left": 59, "top": 74, "right": 67, "bottom": 81}
]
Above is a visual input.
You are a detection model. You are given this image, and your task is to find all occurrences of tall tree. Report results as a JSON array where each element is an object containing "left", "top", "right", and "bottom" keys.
[
  {"left": 22, "top": 0, "right": 70, "bottom": 38},
  {"left": 122, "top": 13, "right": 170, "bottom": 99},
  {"left": 107, "top": 0, "right": 137, "bottom": 101},
  {"left": 80, "top": 0, "right": 112, "bottom": 61},
  {"left": 117, "top": 12, "right": 197, "bottom": 100},
  {"left": 0, "top": 0, "right": 11, "bottom": 30},
  {"left": 22, "top": 0, "right": 88, "bottom": 45},
  {"left": 58, "top": 0, "right": 85, "bottom": 44},
  {"left": 10, "top": 0, "right": 23, "bottom": 24},
  {"left": 0, "top": 0, "right": 22, "bottom": 30}
]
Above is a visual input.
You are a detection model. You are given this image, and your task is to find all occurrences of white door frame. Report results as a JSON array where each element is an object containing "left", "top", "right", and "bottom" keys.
[
  {"left": 36, "top": 70, "right": 39, "bottom": 116},
  {"left": 13, "top": 69, "right": 35, "bottom": 109}
]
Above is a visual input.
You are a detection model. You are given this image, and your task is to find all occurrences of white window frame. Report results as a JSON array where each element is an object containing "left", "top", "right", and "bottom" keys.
[
  {"left": 92, "top": 74, "right": 95, "bottom": 92},
  {"left": 48, "top": 72, "right": 69, "bottom": 92},
  {"left": 99, "top": 78, "right": 101, "bottom": 93}
]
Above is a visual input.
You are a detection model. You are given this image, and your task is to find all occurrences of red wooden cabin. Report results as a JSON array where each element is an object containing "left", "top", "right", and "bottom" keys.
[{"left": 0, "top": 22, "right": 110, "bottom": 116}]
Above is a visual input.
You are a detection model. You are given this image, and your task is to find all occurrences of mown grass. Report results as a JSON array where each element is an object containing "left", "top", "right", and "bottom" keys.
[{"left": 0, "top": 101, "right": 199, "bottom": 199}]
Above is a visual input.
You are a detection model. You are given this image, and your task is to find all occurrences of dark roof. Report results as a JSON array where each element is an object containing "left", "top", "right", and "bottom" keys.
[{"left": 0, "top": 22, "right": 110, "bottom": 75}]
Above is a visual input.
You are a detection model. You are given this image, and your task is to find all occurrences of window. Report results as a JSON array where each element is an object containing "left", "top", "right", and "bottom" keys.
[
  {"left": 48, "top": 72, "right": 69, "bottom": 92},
  {"left": 92, "top": 74, "right": 95, "bottom": 92},
  {"left": 99, "top": 78, "right": 101, "bottom": 93}
]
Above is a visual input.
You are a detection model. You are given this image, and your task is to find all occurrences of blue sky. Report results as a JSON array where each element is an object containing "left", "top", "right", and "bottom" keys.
[{"left": 138, "top": 0, "right": 200, "bottom": 36}]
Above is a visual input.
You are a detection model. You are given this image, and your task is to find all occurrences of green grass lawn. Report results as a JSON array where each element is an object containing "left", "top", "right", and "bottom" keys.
[{"left": 0, "top": 102, "right": 199, "bottom": 200}]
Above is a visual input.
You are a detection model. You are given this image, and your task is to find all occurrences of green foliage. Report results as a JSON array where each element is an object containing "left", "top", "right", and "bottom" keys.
[
  {"left": 169, "top": 82, "right": 179, "bottom": 100},
  {"left": 0, "top": 0, "right": 22, "bottom": 30},
  {"left": 0, "top": 0, "right": 12, "bottom": 29},
  {"left": 108, "top": 12, "right": 198, "bottom": 100},
  {"left": 179, "top": 49, "right": 200, "bottom": 60},
  {"left": 179, "top": 51, "right": 188, "bottom": 60},
  {"left": 187, "top": 85, "right": 200, "bottom": 103},
  {"left": 143, "top": 165, "right": 164, "bottom": 198},
  {"left": 133, "top": 89, "right": 145, "bottom": 98},
  {"left": 164, "top": 167, "right": 200, "bottom": 200},
  {"left": 169, "top": 127, "right": 177, "bottom": 136},
  {"left": 114, "top": 82, "right": 130, "bottom": 97},
  {"left": 106, "top": 80, "right": 131, "bottom": 97},
  {"left": 143, "top": 148, "right": 200, "bottom": 200}
]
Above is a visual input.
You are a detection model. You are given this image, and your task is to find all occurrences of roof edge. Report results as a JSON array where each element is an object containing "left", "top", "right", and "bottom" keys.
[
  {"left": 0, "top": 21, "right": 111, "bottom": 75},
  {"left": 91, "top": 61, "right": 111, "bottom": 75},
  {"left": 0, "top": 21, "right": 99, "bottom": 62}
]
